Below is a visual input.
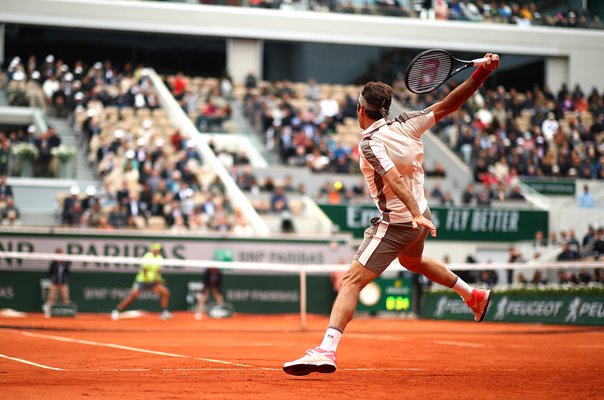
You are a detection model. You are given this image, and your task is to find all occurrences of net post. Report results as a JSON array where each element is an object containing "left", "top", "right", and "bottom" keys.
[{"left": 299, "top": 265, "right": 307, "bottom": 331}]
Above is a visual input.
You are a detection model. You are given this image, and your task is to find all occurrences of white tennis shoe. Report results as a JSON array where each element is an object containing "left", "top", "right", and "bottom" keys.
[
  {"left": 160, "top": 310, "right": 173, "bottom": 320},
  {"left": 283, "top": 347, "right": 337, "bottom": 376},
  {"left": 111, "top": 309, "right": 120, "bottom": 321}
]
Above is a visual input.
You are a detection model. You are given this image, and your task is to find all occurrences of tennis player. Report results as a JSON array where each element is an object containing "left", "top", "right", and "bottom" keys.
[
  {"left": 111, "top": 243, "right": 173, "bottom": 320},
  {"left": 284, "top": 53, "right": 500, "bottom": 376}
]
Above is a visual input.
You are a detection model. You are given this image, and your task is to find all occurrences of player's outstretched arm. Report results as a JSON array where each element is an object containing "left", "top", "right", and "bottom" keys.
[{"left": 429, "top": 53, "right": 500, "bottom": 123}]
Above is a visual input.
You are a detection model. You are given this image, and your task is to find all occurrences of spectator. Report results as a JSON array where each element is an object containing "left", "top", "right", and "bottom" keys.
[
  {"left": 1, "top": 196, "right": 20, "bottom": 225},
  {"left": 557, "top": 242, "right": 581, "bottom": 261},
  {"left": 531, "top": 270, "right": 547, "bottom": 285},
  {"left": 558, "top": 270, "right": 578, "bottom": 284},
  {"left": 507, "top": 245, "right": 523, "bottom": 284},
  {"left": 461, "top": 183, "right": 476, "bottom": 205},
  {"left": 533, "top": 230, "right": 548, "bottom": 251},
  {"left": 0, "top": 140, "right": 11, "bottom": 175},
  {"left": 108, "top": 204, "right": 128, "bottom": 228},
  {"left": 62, "top": 186, "right": 81, "bottom": 226},
  {"left": 270, "top": 186, "right": 289, "bottom": 212},
  {"left": 567, "top": 229, "right": 581, "bottom": 254},
  {"left": 592, "top": 229, "right": 604, "bottom": 260},
  {"left": 429, "top": 181, "right": 444, "bottom": 203},
  {"left": 583, "top": 225, "right": 596, "bottom": 248},
  {"left": 0, "top": 175, "right": 13, "bottom": 201},
  {"left": 578, "top": 185, "right": 595, "bottom": 208},
  {"left": 508, "top": 185, "right": 525, "bottom": 200},
  {"left": 441, "top": 191, "right": 455, "bottom": 207},
  {"left": 479, "top": 269, "right": 498, "bottom": 287}
]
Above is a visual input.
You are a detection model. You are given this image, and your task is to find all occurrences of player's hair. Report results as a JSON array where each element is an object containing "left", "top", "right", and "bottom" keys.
[{"left": 361, "top": 81, "right": 393, "bottom": 121}]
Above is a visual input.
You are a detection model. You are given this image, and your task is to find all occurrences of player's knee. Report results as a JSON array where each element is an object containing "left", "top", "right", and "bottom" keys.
[
  {"left": 340, "top": 270, "right": 369, "bottom": 292},
  {"left": 399, "top": 255, "right": 422, "bottom": 271}
]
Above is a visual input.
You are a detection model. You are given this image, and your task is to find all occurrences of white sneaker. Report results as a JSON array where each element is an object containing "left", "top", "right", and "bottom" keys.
[
  {"left": 43, "top": 304, "right": 51, "bottom": 318},
  {"left": 160, "top": 310, "right": 173, "bottom": 320},
  {"left": 283, "top": 347, "right": 337, "bottom": 376},
  {"left": 194, "top": 312, "right": 202, "bottom": 320},
  {"left": 111, "top": 310, "right": 120, "bottom": 321}
]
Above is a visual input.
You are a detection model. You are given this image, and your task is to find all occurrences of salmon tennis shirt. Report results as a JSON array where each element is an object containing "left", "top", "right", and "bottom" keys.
[{"left": 358, "top": 109, "right": 436, "bottom": 224}]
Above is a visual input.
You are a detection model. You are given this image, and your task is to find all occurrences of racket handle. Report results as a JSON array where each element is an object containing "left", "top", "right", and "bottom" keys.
[{"left": 472, "top": 57, "right": 489, "bottom": 66}]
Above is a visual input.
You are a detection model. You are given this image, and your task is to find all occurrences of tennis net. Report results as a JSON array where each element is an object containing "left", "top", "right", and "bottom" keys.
[{"left": 1, "top": 251, "right": 602, "bottom": 327}]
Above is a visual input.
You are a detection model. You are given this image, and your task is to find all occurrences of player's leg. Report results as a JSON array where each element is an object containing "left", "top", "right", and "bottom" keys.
[
  {"left": 284, "top": 219, "right": 390, "bottom": 376},
  {"left": 60, "top": 284, "right": 70, "bottom": 303},
  {"left": 398, "top": 254, "right": 457, "bottom": 287},
  {"left": 44, "top": 284, "right": 58, "bottom": 316},
  {"left": 195, "top": 290, "right": 208, "bottom": 320},
  {"left": 47, "top": 284, "right": 58, "bottom": 306},
  {"left": 112, "top": 288, "right": 140, "bottom": 320},
  {"left": 210, "top": 286, "right": 224, "bottom": 305},
  {"left": 154, "top": 284, "right": 172, "bottom": 319},
  {"left": 400, "top": 208, "right": 491, "bottom": 322},
  {"left": 118, "top": 289, "right": 140, "bottom": 310},
  {"left": 398, "top": 253, "right": 491, "bottom": 322},
  {"left": 328, "top": 260, "right": 378, "bottom": 331}
]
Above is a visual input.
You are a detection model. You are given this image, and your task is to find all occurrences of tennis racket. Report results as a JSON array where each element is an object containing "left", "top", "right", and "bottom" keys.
[{"left": 404, "top": 49, "right": 489, "bottom": 94}]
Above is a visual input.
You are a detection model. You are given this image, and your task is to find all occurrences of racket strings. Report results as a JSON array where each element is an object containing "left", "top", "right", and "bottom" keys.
[{"left": 406, "top": 53, "right": 452, "bottom": 94}]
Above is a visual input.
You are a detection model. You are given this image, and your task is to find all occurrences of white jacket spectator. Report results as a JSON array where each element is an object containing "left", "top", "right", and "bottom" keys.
[
  {"left": 42, "top": 75, "right": 60, "bottom": 101},
  {"left": 541, "top": 112, "right": 559, "bottom": 142}
]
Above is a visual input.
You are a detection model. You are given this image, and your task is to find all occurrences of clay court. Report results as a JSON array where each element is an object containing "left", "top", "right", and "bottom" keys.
[{"left": 1, "top": 312, "right": 602, "bottom": 399}]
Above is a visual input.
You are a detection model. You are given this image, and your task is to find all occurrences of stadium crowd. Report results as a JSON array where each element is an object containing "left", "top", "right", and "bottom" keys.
[
  {"left": 2, "top": 54, "right": 252, "bottom": 234},
  {"left": 4, "top": 52, "right": 601, "bottom": 233},
  {"left": 3, "top": 55, "right": 76, "bottom": 179},
  {"left": 169, "top": 72, "right": 234, "bottom": 133},
  {"left": 455, "top": 224, "right": 604, "bottom": 289},
  {"left": 396, "top": 79, "right": 604, "bottom": 183},
  {"left": 243, "top": 76, "right": 363, "bottom": 174},
  {"left": 151, "top": 0, "right": 603, "bottom": 30}
]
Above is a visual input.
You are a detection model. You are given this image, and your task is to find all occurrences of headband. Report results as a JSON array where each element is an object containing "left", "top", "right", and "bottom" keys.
[{"left": 358, "top": 93, "right": 380, "bottom": 112}]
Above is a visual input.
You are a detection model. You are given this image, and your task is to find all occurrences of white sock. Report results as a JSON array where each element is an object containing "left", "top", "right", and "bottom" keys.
[
  {"left": 319, "top": 327, "right": 342, "bottom": 352},
  {"left": 452, "top": 277, "right": 473, "bottom": 301}
]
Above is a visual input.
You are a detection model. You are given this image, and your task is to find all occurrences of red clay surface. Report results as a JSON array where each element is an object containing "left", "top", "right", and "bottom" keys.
[{"left": 1, "top": 312, "right": 602, "bottom": 399}]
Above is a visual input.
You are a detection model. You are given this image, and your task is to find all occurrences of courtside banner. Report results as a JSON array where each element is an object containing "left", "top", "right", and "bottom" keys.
[
  {"left": 420, "top": 292, "right": 604, "bottom": 326},
  {"left": 0, "top": 229, "right": 351, "bottom": 270},
  {"left": 0, "top": 270, "right": 334, "bottom": 314},
  {"left": 319, "top": 204, "right": 548, "bottom": 241},
  {"left": 520, "top": 178, "right": 576, "bottom": 196}
]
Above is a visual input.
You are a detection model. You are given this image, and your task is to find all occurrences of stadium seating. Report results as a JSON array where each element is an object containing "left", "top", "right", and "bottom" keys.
[{"left": 142, "top": 0, "right": 604, "bottom": 29}]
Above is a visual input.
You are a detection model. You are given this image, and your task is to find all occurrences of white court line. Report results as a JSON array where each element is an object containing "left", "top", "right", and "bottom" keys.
[
  {"left": 195, "top": 357, "right": 251, "bottom": 367},
  {"left": 0, "top": 353, "right": 64, "bottom": 371},
  {"left": 433, "top": 340, "right": 484, "bottom": 348},
  {"left": 19, "top": 331, "right": 187, "bottom": 358},
  {"left": 346, "top": 333, "right": 406, "bottom": 341},
  {"left": 344, "top": 368, "right": 424, "bottom": 371},
  {"left": 165, "top": 368, "right": 249, "bottom": 371},
  {"left": 11, "top": 330, "right": 249, "bottom": 368}
]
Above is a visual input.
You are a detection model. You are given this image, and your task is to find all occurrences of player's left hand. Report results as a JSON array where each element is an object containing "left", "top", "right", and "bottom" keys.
[
  {"left": 482, "top": 53, "right": 500, "bottom": 72},
  {"left": 412, "top": 215, "right": 437, "bottom": 237}
]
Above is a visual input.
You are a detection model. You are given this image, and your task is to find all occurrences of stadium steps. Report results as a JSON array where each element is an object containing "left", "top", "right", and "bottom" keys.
[
  {"left": 46, "top": 116, "right": 98, "bottom": 183},
  {"left": 13, "top": 117, "right": 99, "bottom": 227},
  {"left": 0, "top": 90, "right": 8, "bottom": 106},
  {"left": 229, "top": 99, "right": 282, "bottom": 165}
]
